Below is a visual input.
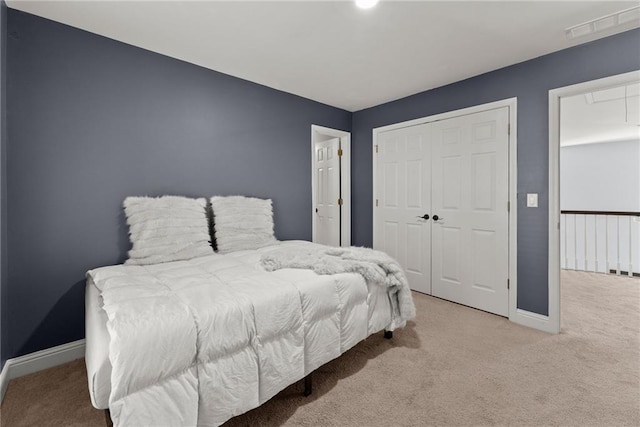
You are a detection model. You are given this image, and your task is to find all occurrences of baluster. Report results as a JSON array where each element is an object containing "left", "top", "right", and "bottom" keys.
[
  {"left": 584, "top": 214, "right": 588, "bottom": 271},
  {"left": 593, "top": 215, "right": 598, "bottom": 273},
  {"left": 629, "top": 216, "right": 633, "bottom": 277},
  {"left": 564, "top": 214, "right": 568, "bottom": 270},
  {"left": 617, "top": 216, "right": 621, "bottom": 275},
  {"left": 575, "top": 214, "right": 579, "bottom": 271},
  {"left": 605, "top": 216, "right": 609, "bottom": 274}
]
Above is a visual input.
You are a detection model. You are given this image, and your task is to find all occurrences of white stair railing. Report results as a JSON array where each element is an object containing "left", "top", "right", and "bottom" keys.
[{"left": 560, "top": 211, "right": 640, "bottom": 277}]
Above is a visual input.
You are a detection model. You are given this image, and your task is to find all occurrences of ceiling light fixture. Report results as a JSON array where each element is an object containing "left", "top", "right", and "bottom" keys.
[
  {"left": 565, "top": 5, "right": 640, "bottom": 39},
  {"left": 355, "top": 0, "right": 379, "bottom": 10}
]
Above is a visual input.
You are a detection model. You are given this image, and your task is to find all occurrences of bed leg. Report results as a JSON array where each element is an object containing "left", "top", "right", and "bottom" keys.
[
  {"left": 384, "top": 330, "right": 393, "bottom": 339},
  {"left": 105, "top": 409, "right": 113, "bottom": 427},
  {"left": 303, "top": 373, "right": 313, "bottom": 397}
]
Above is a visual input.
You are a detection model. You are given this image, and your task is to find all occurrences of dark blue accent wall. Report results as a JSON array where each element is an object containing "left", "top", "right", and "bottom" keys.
[
  {"left": 3, "top": 7, "right": 639, "bottom": 363},
  {"left": 5, "top": 9, "right": 350, "bottom": 359},
  {"left": 0, "top": 0, "right": 7, "bottom": 371},
  {"left": 351, "top": 28, "right": 640, "bottom": 315}
]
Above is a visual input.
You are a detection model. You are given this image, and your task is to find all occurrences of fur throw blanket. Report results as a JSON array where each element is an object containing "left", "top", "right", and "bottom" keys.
[{"left": 261, "top": 245, "right": 416, "bottom": 323}]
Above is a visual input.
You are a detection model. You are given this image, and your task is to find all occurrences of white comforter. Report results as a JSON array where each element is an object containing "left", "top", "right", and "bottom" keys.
[{"left": 87, "top": 241, "right": 402, "bottom": 426}]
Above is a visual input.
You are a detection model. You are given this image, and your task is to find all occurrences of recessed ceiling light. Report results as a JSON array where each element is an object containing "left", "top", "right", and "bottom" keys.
[{"left": 355, "top": 0, "right": 379, "bottom": 10}]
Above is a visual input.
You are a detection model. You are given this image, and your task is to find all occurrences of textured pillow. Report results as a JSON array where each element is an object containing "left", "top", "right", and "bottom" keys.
[
  {"left": 210, "top": 196, "right": 277, "bottom": 254},
  {"left": 124, "top": 196, "right": 213, "bottom": 265}
]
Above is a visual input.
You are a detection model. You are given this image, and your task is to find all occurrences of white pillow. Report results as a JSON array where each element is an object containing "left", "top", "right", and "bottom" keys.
[
  {"left": 210, "top": 196, "right": 277, "bottom": 254},
  {"left": 124, "top": 196, "right": 213, "bottom": 265}
]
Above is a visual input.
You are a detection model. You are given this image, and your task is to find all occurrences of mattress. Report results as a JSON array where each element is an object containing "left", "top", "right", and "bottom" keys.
[
  {"left": 85, "top": 275, "right": 112, "bottom": 409},
  {"left": 85, "top": 241, "right": 394, "bottom": 414}
]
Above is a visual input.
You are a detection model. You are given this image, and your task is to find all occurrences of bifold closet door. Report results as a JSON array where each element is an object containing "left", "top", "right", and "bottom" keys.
[
  {"left": 430, "top": 107, "right": 509, "bottom": 316},
  {"left": 374, "top": 124, "right": 431, "bottom": 294}
]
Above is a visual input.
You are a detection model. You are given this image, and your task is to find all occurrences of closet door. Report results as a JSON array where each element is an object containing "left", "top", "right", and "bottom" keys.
[
  {"left": 430, "top": 107, "right": 510, "bottom": 316},
  {"left": 374, "top": 124, "right": 432, "bottom": 294}
]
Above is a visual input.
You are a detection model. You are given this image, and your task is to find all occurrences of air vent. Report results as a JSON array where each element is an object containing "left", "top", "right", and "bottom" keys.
[{"left": 566, "top": 6, "right": 640, "bottom": 39}]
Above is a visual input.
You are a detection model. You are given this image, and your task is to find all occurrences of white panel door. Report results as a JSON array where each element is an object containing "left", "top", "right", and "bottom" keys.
[
  {"left": 431, "top": 107, "right": 509, "bottom": 316},
  {"left": 315, "top": 137, "right": 341, "bottom": 246},
  {"left": 374, "top": 124, "right": 431, "bottom": 294}
]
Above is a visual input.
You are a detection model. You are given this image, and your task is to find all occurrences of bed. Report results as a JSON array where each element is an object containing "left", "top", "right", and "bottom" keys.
[{"left": 85, "top": 196, "right": 414, "bottom": 426}]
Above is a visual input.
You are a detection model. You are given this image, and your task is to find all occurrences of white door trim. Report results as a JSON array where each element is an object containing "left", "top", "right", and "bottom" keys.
[
  {"left": 548, "top": 70, "right": 640, "bottom": 335},
  {"left": 373, "top": 98, "right": 519, "bottom": 324},
  {"left": 311, "top": 125, "right": 351, "bottom": 247}
]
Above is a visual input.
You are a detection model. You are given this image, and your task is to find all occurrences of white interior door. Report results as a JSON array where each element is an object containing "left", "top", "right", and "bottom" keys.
[
  {"left": 314, "top": 137, "right": 341, "bottom": 246},
  {"left": 431, "top": 107, "right": 510, "bottom": 316},
  {"left": 374, "top": 125, "right": 431, "bottom": 294},
  {"left": 373, "top": 106, "right": 510, "bottom": 316}
]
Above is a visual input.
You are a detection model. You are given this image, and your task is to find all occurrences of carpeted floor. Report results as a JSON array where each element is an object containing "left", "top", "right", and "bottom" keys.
[{"left": 1, "top": 270, "right": 639, "bottom": 426}]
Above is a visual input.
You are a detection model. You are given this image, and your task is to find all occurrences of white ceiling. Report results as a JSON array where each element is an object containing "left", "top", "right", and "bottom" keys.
[
  {"left": 561, "top": 82, "right": 640, "bottom": 147},
  {"left": 6, "top": 1, "right": 640, "bottom": 112}
]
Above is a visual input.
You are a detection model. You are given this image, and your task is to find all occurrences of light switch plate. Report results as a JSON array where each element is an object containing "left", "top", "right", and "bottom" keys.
[{"left": 527, "top": 193, "right": 538, "bottom": 208}]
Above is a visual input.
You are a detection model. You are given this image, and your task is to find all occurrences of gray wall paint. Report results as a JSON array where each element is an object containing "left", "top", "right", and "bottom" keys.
[
  {"left": 6, "top": 9, "right": 350, "bottom": 359},
  {"left": 561, "top": 140, "right": 640, "bottom": 212},
  {"left": 3, "top": 7, "right": 639, "bottom": 362},
  {"left": 0, "top": 0, "right": 6, "bottom": 370},
  {"left": 351, "top": 28, "right": 640, "bottom": 315}
]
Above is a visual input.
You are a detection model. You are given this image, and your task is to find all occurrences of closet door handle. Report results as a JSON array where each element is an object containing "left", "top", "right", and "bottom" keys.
[{"left": 417, "top": 214, "right": 429, "bottom": 220}]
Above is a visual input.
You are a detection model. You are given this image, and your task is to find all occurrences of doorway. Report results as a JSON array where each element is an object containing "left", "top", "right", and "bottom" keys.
[
  {"left": 373, "top": 99, "right": 517, "bottom": 318},
  {"left": 311, "top": 125, "right": 351, "bottom": 247},
  {"left": 548, "top": 70, "right": 640, "bottom": 334}
]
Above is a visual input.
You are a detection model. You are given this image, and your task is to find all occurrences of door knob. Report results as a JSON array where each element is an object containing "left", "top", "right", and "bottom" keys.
[
  {"left": 417, "top": 214, "right": 429, "bottom": 220},
  {"left": 432, "top": 215, "right": 440, "bottom": 221}
]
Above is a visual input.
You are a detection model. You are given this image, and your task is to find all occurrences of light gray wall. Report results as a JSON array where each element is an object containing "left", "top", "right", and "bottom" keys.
[
  {"left": 352, "top": 28, "right": 640, "bottom": 316},
  {"left": 561, "top": 140, "right": 640, "bottom": 212}
]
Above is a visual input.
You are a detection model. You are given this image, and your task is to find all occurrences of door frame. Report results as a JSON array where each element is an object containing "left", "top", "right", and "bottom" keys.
[
  {"left": 372, "top": 98, "right": 518, "bottom": 322},
  {"left": 311, "top": 125, "right": 351, "bottom": 247},
  {"left": 548, "top": 70, "right": 640, "bottom": 334}
]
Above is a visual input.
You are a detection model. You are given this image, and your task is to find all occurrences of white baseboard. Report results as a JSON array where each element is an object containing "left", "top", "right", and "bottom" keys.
[
  {"left": 512, "top": 308, "right": 558, "bottom": 334},
  {"left": 0, "top": 339, "right": 86, "bottom": 403},
  {"left": 0, "top": 359, "right": 9, "bottom": 404}
]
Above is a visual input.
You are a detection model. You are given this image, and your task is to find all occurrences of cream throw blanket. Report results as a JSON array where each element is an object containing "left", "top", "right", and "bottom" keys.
[{"left": 261, "top": 245, "right": 416, "bottom": 323}]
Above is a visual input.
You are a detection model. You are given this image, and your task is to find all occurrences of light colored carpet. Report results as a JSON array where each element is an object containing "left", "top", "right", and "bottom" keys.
[{"left": 1, "top": 270, "right": 638, "bottom": 426}]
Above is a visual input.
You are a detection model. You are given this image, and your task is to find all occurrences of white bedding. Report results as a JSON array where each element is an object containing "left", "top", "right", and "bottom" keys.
[
  {"left": 86, "top": 241, "right": 402, "bottom": 426},
  {"left": 85, "top": 279, "right": 112, "bottom": 409}
]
